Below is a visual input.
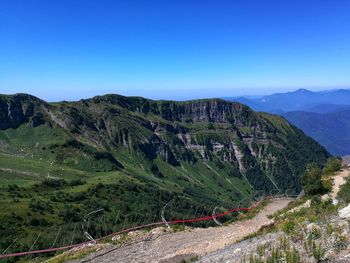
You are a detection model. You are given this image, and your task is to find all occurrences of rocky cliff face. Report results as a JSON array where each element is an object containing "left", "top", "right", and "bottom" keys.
[
  {"left": 0, "top": 94, "right": 48, "bottom": 129},
  {"left": 0, "top": 93, "right": 329, "bottom": 193}
]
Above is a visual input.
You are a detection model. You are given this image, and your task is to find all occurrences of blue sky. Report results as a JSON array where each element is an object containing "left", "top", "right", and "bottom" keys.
[{"left": 0, "top": 0, "right": 350, "bottom": 101}]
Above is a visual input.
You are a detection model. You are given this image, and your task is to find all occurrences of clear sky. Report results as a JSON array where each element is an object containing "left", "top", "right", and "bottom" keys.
[{"left": 1, "top": 0, "right": 350, "bottom": 101}]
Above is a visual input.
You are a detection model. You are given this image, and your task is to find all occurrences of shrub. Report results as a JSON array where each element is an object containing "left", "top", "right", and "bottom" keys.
[
  {"left": 282, "top": 220, "right": 296, "bottom": 234},
  {"left": 207, "top": 123, "right": 215, "bottom": 130},
  {"left": 312, "top": 242, "right": 325, "bottom": 262},
  {"left": 59, "top": 205, "right": 81, "bottom": 222},
  {"left": 150, "top": 163, "right": 164, "bottom": 178},
  {"left": 322, "top": 178, "right": 332, "bottom": 193},
  {"left": 42, "top": 178, "right": 67, "bottom": 188},
  {"left": 323, "top": 157, "right": 342, "bottom": 175},
  {"left": 7, "top": 184, "right": 19, "bottom": 191},
  {"left": 69, "top": 179, "right": 86, "bottom": 186},
  {"left": 338, "top": 177, "right": 350, "bottom": 202},
  {"left": 28, "top": 199, "right": 53, "bottom": 213},
  {"left": 300, "top": 164, "right": 325, "bottom": 195},
  {"left": 228, "top": 167, "right": 242, "bottom": 179},
  {"left": 28, "top": 217, "right": 50, "bottom": 226}
]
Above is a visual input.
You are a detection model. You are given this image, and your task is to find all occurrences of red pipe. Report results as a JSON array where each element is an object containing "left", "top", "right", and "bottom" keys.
[{"left": 0, "top": 199, "right": 265, "bottom": 259}]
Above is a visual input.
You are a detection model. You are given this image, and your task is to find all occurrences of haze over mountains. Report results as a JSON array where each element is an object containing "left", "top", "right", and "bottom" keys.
[
  {"left": 225, "top": 89, "right": 350, "bottom": 156},
  {"left": 226, "top": 88, "right": 350, "bottom": 113}
]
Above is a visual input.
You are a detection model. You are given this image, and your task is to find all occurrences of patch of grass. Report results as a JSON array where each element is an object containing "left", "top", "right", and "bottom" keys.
[
  {"left": 44, "top": 245, "right": 102, "bottom": 263},
  {"left": 170, "top": 224, "right": 186, "bottom": 233}
]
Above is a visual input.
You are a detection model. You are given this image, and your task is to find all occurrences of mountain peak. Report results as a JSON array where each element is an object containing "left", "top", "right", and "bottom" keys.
[{"left": 294, "top": 88, "right": 312, "bottom": 93}]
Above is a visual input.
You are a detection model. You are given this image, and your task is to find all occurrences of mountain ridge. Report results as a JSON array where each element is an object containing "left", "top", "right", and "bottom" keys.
[
  {"left": 0, "top": 92, "right": 329, "bottom": 256},
  {"left": 0, "top": 92, "right": 331, "bottom": 193}
]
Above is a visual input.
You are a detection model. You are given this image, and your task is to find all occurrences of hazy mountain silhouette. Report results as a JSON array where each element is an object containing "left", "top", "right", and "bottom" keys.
[{"left": 225, "top": 89, "right": 350, "bottom": 113}]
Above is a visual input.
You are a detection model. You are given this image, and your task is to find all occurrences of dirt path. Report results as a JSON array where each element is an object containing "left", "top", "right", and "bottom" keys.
[
  {"left": 331, "top": 168, "right": 350, "bottom": 200},
  {"left": 73, "top": 198, "right": 292, "bottom": 263}
]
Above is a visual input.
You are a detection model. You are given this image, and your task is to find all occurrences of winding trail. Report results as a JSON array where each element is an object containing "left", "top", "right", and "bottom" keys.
[
  {"left": 73, "top": 198, "right": 292, "bottom": 263},
  {"left": 200, "top": 166, "right": 350, "bottom": 263},
  {"left": 331, "top": 168, "right": 350, "bottom": 200}
]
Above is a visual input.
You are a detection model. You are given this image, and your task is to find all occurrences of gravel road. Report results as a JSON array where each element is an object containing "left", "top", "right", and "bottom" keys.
[{"left": 73, "top": 198, "right": 292, "bottom": 263}]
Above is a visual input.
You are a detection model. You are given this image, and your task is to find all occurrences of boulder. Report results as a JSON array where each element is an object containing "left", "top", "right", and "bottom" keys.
[{"left": 339, "top": 204, "right": 350, "bottom": 219}]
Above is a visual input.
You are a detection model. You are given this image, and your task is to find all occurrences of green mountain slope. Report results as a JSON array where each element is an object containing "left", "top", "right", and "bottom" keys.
[
  {"left": 283, "top": 110, "right": 350, "bottom": 156},
  {"left": 0, "top": 93, "right": 329, "bottom": 257}
]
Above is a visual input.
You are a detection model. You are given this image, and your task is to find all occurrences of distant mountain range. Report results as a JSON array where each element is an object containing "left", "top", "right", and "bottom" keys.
[
  {"left": 224, "top": 88, "right": 350, "bottom": 113},
  {"left": 224, "top": 89, "right": 350, "bottom": 156}
]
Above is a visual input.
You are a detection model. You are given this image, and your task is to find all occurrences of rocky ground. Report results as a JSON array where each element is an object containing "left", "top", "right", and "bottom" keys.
[
  {"left": 49, "top": 168, "right": 350, "bottom": 263},
  {"left": 199, "top": 214, "right": 350, "bottom": 263},
  {"left": 343, "top": 155, "right": 350, "bottom": 166},
  {"left": 199, "top": 167, "right": 350, "bottom": 263},
  {"left": 64, "top": 199, "right": 292, "bottom": 263}
]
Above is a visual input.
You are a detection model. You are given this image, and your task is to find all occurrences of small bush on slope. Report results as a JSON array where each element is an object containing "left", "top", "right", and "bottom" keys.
[{"left": 300, "top": 164, "right": 326, "bottom": 195}]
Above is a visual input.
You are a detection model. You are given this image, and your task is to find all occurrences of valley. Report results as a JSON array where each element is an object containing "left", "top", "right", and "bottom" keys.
[{"left": 0, "top": 93, "right": 329, "bottom": 261}]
